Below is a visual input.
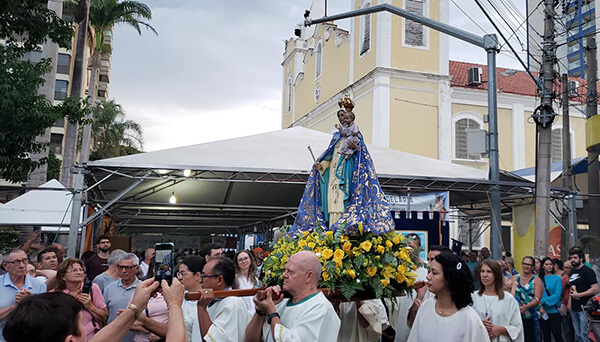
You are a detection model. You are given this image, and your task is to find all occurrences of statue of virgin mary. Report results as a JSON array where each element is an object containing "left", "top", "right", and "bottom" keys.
[{"left": 289, "top": 97, "right": 395, "bottom": 235}]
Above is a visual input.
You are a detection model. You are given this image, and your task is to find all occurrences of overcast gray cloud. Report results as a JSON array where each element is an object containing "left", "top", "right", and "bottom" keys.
[{"left": 109, "top": 0, "right": 526, "bottom": 151}]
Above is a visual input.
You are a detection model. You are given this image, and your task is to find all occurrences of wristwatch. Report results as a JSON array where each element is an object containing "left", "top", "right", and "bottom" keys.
[
  {"left": 128, "top": 303, "right": 141, "bottom": 320},
  {"left": 266, "top": 312, "right": 280, "bottom": 324}
]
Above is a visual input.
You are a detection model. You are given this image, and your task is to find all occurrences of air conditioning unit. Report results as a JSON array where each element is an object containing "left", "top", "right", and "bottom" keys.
[
  {"left": 467, "top": 67, "right": 482, "bottom": 86},
  {"left": 568, "top": 80, "right": 578, "bottom": 97}
]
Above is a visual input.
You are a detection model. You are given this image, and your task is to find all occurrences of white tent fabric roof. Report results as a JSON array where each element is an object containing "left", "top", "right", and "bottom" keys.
[
  {"left": 0, "top": 179, "right": 73, "bottom": 226},
  {"left": 89, "top": 126, "right": 488, "bottom": 180}
]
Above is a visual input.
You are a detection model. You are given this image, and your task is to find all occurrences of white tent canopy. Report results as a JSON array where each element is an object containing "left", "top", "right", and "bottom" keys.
[
  {"left": 0, "top": 179, "right": 73, "bottom": 227},
  {"left": 84, "top": 127, "right": 534, "bottom": 235},
  {"left": 91, "top": 127, "right": 488, "bottom": 179}
]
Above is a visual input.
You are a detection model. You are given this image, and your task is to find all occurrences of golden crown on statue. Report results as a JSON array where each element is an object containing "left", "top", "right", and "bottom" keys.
[{"left": 338, "top": 95, "right": 354, "bottom": 112}]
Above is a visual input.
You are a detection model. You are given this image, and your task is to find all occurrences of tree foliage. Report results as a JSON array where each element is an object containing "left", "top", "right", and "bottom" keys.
[
  {"left": 89, "top": 99, "right": 143, "bottom": 160},
  {"left": 0, "top": 0, "right": 88, "bottom": 183}
]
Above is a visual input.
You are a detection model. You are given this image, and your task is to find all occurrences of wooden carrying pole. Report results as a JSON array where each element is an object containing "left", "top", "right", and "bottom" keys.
[{"left": 184, "top": 282, "right": 425, "bottom": 301}]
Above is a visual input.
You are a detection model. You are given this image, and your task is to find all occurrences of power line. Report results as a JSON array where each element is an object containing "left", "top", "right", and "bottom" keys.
[{"left": 449, "top": 0, "right": 488, "bottom": 34}]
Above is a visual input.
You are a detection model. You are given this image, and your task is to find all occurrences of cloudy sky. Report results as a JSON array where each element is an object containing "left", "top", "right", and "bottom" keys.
[{"left": 110, "top": 0, "right": 528, "bottom": 152}]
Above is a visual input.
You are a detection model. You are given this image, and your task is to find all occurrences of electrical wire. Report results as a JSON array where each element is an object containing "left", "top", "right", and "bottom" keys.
[{"left": 450, "top": 0, "right": 489, "bottom": 35}]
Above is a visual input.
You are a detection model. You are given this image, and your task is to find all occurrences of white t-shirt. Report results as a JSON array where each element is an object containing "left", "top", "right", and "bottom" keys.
[
  {"left": 408, "top": 298, "right": 490, "bottom": 342},
  {"left": 471, "top": 292, "right": 524, "bottom": 342},
  {"left": 261, "top": 291, "right": 341, "bottom": 342},
  {"left": 139, "top": 262, "right": 150, "bottom": 278}
]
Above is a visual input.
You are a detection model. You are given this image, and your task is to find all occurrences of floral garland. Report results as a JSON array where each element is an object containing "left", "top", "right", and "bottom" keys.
[{"left": 263, "top": 223, "right": 418, "bottom": 300}]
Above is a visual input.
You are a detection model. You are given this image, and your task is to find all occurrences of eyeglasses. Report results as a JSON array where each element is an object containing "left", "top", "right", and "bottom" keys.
[
  {"left": 117, "top": 265, "right": 137, "bottom": 270},
  {"left": 200, "top": 274, "right": 222, "bottom": 281},
  {"left": 7, "top": 258, "right": 28, "bottom": 266},
  {"left": 522, "top": 263, "right": 534, "bottom": 267},
  {"left": 66, "top": 268, "right": 84, "bottom": 274},
  {"left": 177, "top": 271, "right": 192, "bottom": 277}
]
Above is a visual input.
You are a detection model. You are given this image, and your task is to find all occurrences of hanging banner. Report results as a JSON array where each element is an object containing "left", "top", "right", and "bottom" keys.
[
  {"left": 385, "top": 191, "right": 449, "bottom": 221},
  {"left": 512, "top": 203, "right": 562, "bottom": 272}
]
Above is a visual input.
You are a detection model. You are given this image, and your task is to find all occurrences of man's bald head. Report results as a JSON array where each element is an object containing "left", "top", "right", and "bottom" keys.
[{"left": 290, "top": 251, "right": 321, "bottom": 283}]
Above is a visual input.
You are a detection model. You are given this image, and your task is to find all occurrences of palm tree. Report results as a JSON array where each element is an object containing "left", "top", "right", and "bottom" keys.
[
  {"left": 90, "top": 99, "right": 143, "bottom": 160},
  {"left": 87, "top": 0, "right": 157, "bottom": 104},
  {"left": 62, "top": 0, "right": 156, "bottom": 183}
]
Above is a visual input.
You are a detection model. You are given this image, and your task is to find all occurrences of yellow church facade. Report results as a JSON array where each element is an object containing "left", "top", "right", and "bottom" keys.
[{"left": 281, "top": 0, "right": 587, "bottom": 173}]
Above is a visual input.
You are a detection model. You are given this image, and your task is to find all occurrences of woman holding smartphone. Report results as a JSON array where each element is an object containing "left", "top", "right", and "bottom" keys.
[{"left": 53, "top": 258, "right": 108, "bottom": 340}]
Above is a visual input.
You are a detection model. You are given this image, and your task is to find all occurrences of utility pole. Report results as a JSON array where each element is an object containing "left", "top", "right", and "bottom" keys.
[
  {"left": 533, "top": 0, "right": 558, "bottom": 258},
  {"left": 586, "top": 37, "right": 599, "bottom": 257},
  {"left": 66, "top": 0, "right": 91, "bottom": 257},
  {"left": 561, "top": 73, "right": 574, "bottom": 260}
]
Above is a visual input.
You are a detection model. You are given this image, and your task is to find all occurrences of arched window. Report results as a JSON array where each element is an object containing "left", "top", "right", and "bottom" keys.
[
  {"left": 286, "top": 77, "right": 292, "bottom": 114},
  {"left": 315, "top": 40, "right": 322, "bottom": 78},
  {"left": 359, "top": 2, "right": 371, "bottom": 56},
  {"left": 454, "top": 117, "right": 482, "bottom": 160}
]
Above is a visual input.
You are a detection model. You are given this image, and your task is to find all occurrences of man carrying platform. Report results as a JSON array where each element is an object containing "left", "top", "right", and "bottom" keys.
[{"left": 244, "top": 251, "right": 340, "bottom": 342}]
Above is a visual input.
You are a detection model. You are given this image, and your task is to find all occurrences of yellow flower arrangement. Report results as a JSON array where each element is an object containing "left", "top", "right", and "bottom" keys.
[
  {"left": 360, "top": 240, "right": 372, "bottom": 252},
  {"left": 321, "top": 248, "right": 333, "bottom": 260},
  {"left": 263, "top": 224, "right": 417, "bottom": 300}
]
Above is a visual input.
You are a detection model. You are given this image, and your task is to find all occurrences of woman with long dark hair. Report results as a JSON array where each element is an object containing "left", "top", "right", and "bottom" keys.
[
  {"left": 408, "top": 252, "right": 490, "bottom": 341},
  {"left": 539, "top": 257, "right": 564, "bottom": 342},
  {"left": 233, "top": 250, "right": 260, "bottom": 313},
  {"left": 472, "top": 259, "right": 523, "bottom": 342},
  {"left": 511, "top": 256, "right": 543, "bottom": 342}
]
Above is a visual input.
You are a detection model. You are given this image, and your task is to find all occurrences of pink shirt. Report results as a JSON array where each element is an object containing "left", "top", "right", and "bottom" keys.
[
  {"left": 129, "top": 292, "right": 169, "bottom": 342},
  {"left": 59, "top": 283, "right": 107, "bottom": 340}
]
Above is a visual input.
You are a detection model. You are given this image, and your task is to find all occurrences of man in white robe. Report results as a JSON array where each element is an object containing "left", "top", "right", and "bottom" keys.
[
  {"left": 338, "top": 299, "right": 390, "bottom": 342},
  {"left": 244, "top": 251, "right": 341, "bottom": 342},
  {"left": 196, "top": 257, "right": 251, "bottom": 342}
]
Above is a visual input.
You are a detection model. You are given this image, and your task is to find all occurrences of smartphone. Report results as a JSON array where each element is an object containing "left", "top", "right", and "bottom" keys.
[
  {"left": 154, "top": 242, "right": 175, "bottom": 286},
  {"left": 82, "top": 280, "right": 92, "bottom": 294}
]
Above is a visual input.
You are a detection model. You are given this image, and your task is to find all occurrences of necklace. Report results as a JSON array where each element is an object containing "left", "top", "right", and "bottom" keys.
[{"left": 481, "top": 294, "right": 495, "bottom": 318}]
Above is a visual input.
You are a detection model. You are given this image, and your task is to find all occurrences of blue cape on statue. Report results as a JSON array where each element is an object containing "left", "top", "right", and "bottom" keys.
[{"left": 290, "top": 131, "right": 395, "bottom": 236}]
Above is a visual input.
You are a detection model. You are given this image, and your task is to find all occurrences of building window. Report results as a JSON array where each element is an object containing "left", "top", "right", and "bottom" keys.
[
  {"left": 315, "top": 40, "right": 322, "bottom": 79},
  {"left": 54, "top": 80, "right": 68, "bottom": 101},
  {"left": 359, "top": 2, "right": 371, "bottom": 56},
  {"left": 99, "top": 74, "right": 109, "bottom": 83},
  {"left": 97, "top": 89, "right": 106, "bottom": 98},
  {"left": 286, "top": 77, "right": 292, "bottom": 113},
  {"left": 454, "top": 118, "right": 481, "bottom": 160},
  {"left": 551, "top": 128, "right": 573, "bottom": 163},
  {"left": 404, "top": 0, "right": 427, "bottom": 47},
  {"left": 57, "top": 53, "right": 71, "bottom": 74}
]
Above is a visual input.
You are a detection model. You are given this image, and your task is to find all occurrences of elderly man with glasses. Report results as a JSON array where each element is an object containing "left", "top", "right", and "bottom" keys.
[
  {"left": 0, "top": 248, "right": 46, "bottom": 341},
  {"left": 103, "top": 253, "right": 140, "bottom": 342}
]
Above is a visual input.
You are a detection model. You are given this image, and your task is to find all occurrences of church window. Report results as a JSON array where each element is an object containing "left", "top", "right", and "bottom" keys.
[
  {"left": 286, "top": 77, "right": 292, "bottom": 114},
  {"left": 454, "top": 118, "right": 481, "bottom": 160},
  {"left": 404, "top": 0, "right": 427, "bottom": 47},
  {"left": 315, "top": 40, "right": 322, "bottom": 78},
  {"left": 359, "top": 2, "right": 371, "bottom": 56}
]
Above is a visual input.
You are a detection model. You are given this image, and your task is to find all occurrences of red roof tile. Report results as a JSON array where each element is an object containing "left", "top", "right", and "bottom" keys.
[{"left": 448, "top": 60, "right": 587, "bottom": 101}]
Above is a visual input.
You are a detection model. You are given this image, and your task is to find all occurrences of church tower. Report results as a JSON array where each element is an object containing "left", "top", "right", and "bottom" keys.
[{"left": 282, "top": 0, "right": 453, "bottom": 161}]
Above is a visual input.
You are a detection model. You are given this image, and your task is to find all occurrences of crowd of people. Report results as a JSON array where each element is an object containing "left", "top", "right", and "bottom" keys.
[{"left": 1, "top": 232, "right": 600, "bottom": 342}]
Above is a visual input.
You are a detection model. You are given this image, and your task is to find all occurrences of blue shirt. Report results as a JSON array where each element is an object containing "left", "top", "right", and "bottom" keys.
[
  {"left": 103, "top": 278, "right": 139, "bottom": 342},
  {"left": 0, "top": 274, "right": 46, "bottom": 342},
  {"left": 540, "top": 274, "right": 563, "bottom": 314}
]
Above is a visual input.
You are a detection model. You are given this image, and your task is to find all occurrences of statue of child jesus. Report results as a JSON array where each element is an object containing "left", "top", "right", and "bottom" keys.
[{"left": 336, "top": 111, "right": 360, "bottom": 159}]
